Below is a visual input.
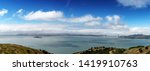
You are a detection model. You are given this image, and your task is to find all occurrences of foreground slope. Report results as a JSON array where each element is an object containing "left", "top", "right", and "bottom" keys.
[
  {"left": 0, "top": 44, "right": 150, "bottom": 54},
  {"left": 74, "top": 46, "right": 150, "bottom": 54},
  {"left": 0, "top": 44, "right": 50, "bottom": 54}
]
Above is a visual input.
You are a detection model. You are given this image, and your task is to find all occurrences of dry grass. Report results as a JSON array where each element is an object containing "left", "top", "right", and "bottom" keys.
[{"left": 0, "top": 44, "right": 50, "bottom": 54}]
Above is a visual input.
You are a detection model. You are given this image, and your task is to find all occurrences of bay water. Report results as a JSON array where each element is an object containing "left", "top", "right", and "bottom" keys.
[{"left": 0, "top": 36, "right": 150, "bottom": 54}]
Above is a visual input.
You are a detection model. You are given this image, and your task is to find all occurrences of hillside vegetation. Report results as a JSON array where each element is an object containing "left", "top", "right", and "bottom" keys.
[
  {"left": 0, "top": 44, "right": 150, "bottom": 54},
  {"left": 74, "top": 46, "right": 150, "bottom": 54},
  {"left": 0, "top": 44, "right": 50, "bottom": 54}
]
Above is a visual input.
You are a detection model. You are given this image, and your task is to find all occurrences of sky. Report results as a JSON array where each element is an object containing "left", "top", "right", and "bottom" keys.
[{"left": 0, "top": 0, "right": 150, "bottom": 35}]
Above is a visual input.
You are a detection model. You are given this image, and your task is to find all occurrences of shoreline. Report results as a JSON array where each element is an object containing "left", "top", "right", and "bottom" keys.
[{"left": 0, "top": 44, "right": 150, "bottom": 54}]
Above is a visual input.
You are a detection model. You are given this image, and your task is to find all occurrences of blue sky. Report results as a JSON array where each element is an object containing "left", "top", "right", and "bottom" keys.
[{"left": 0, "top": 0, "right": 150, "bottom": 35}]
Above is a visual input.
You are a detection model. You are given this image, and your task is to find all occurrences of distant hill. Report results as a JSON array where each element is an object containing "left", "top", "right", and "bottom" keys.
[
  {"left": 120, "top": 34, "right": 150, "bottom": 39},
  {"left": 0, "top": 44, "right": 51, "bottom": 54},
  {"left": 74, "top": 46, "right": 150, "bottom": 54}
]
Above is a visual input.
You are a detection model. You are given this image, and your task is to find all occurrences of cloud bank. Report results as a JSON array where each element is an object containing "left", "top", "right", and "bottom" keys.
[
  {"left": 61, "top": 15, "right": 102, "bottom": 23},
  {"left": 117, "top": 0, "right": 150, "bottom": 8},
  {"left": 0, "top": 13, "right": 129, "bottom": 35},
  {"left": 0, "top": 23, "right": 67, "bottom": 35},
  {"left": 0, "top": 9, "right": 148, "bottom": 35},
  {"left": 23, "top": 10, "right": 64, "bottom": 21}
]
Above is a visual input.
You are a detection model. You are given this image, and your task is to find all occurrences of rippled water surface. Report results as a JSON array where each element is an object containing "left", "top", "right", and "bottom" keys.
[{"left": 0, "top": 36, "right": 150, "bottom": 53}]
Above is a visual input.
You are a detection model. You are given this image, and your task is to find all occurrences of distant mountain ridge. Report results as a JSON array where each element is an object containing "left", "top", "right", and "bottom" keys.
[{"left": 120, "top": 34, "right": 150, "bottom": 39}]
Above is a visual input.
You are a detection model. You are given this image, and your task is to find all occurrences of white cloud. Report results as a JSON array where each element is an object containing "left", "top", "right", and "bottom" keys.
[
  {"left": 67, "top": 28, "right": 129, "bottom": 35},
  {"left": 1, "top": 9, "right": 148, "bottom": 35},
  {"left": 129, "top": 27, "right": 150, "bottom": 35},
  {"left": 105, "top": 23, "right": 128, "bottom": 30},
  {"left": 13, "top": 9, "right": 24, "bottom": 17},
  {"left": 0, "top": 9, "right": 8, "bottom": 16},
  {"left": 117, "top": 0, "right": 150, "bottom": 8},
  {"left": 61, "top": 15, "right": 102, "bottom": 23},
  {"left": 85, "top": 21, "right": 101, "bottom": 27},
  {"left": 0, "top": 14, "right": 129, "bottom": 35},
  {"left": 106, "top": 15, "right": 121, "bottom": 24},
  {"left": 106, "top": 16, "right": 113, "bottom": 21},
  {"left": 0, "top": 22, "right": 149, "bottom": 35},
  {"left": 0, "top": 23, "right": 66, "bottom": 34},
  {"left": 17, "top": 9, "right": 23, "bottom": 14},
  {"left": 65, "top": 15, "right": 129, "bottom": 35},
  {"left": 104, "top": 15, "right": 127, "bottom": 31},
  {"left": 113, "top": 15, "right": 121, "bottom": 24},
  {"left": 22, "top": 10, "right": 102, "bottom": 25},
  {"left": 60, "top": 14, "right": 102, "bottom": 27},
  {"left": 23, "top": 10, "right": 64, "bottom": 21}
]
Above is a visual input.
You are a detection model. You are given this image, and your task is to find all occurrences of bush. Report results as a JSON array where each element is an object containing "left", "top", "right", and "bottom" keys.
[{"left": 139, "top": 48, "right": 143, "bottom": 53}]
